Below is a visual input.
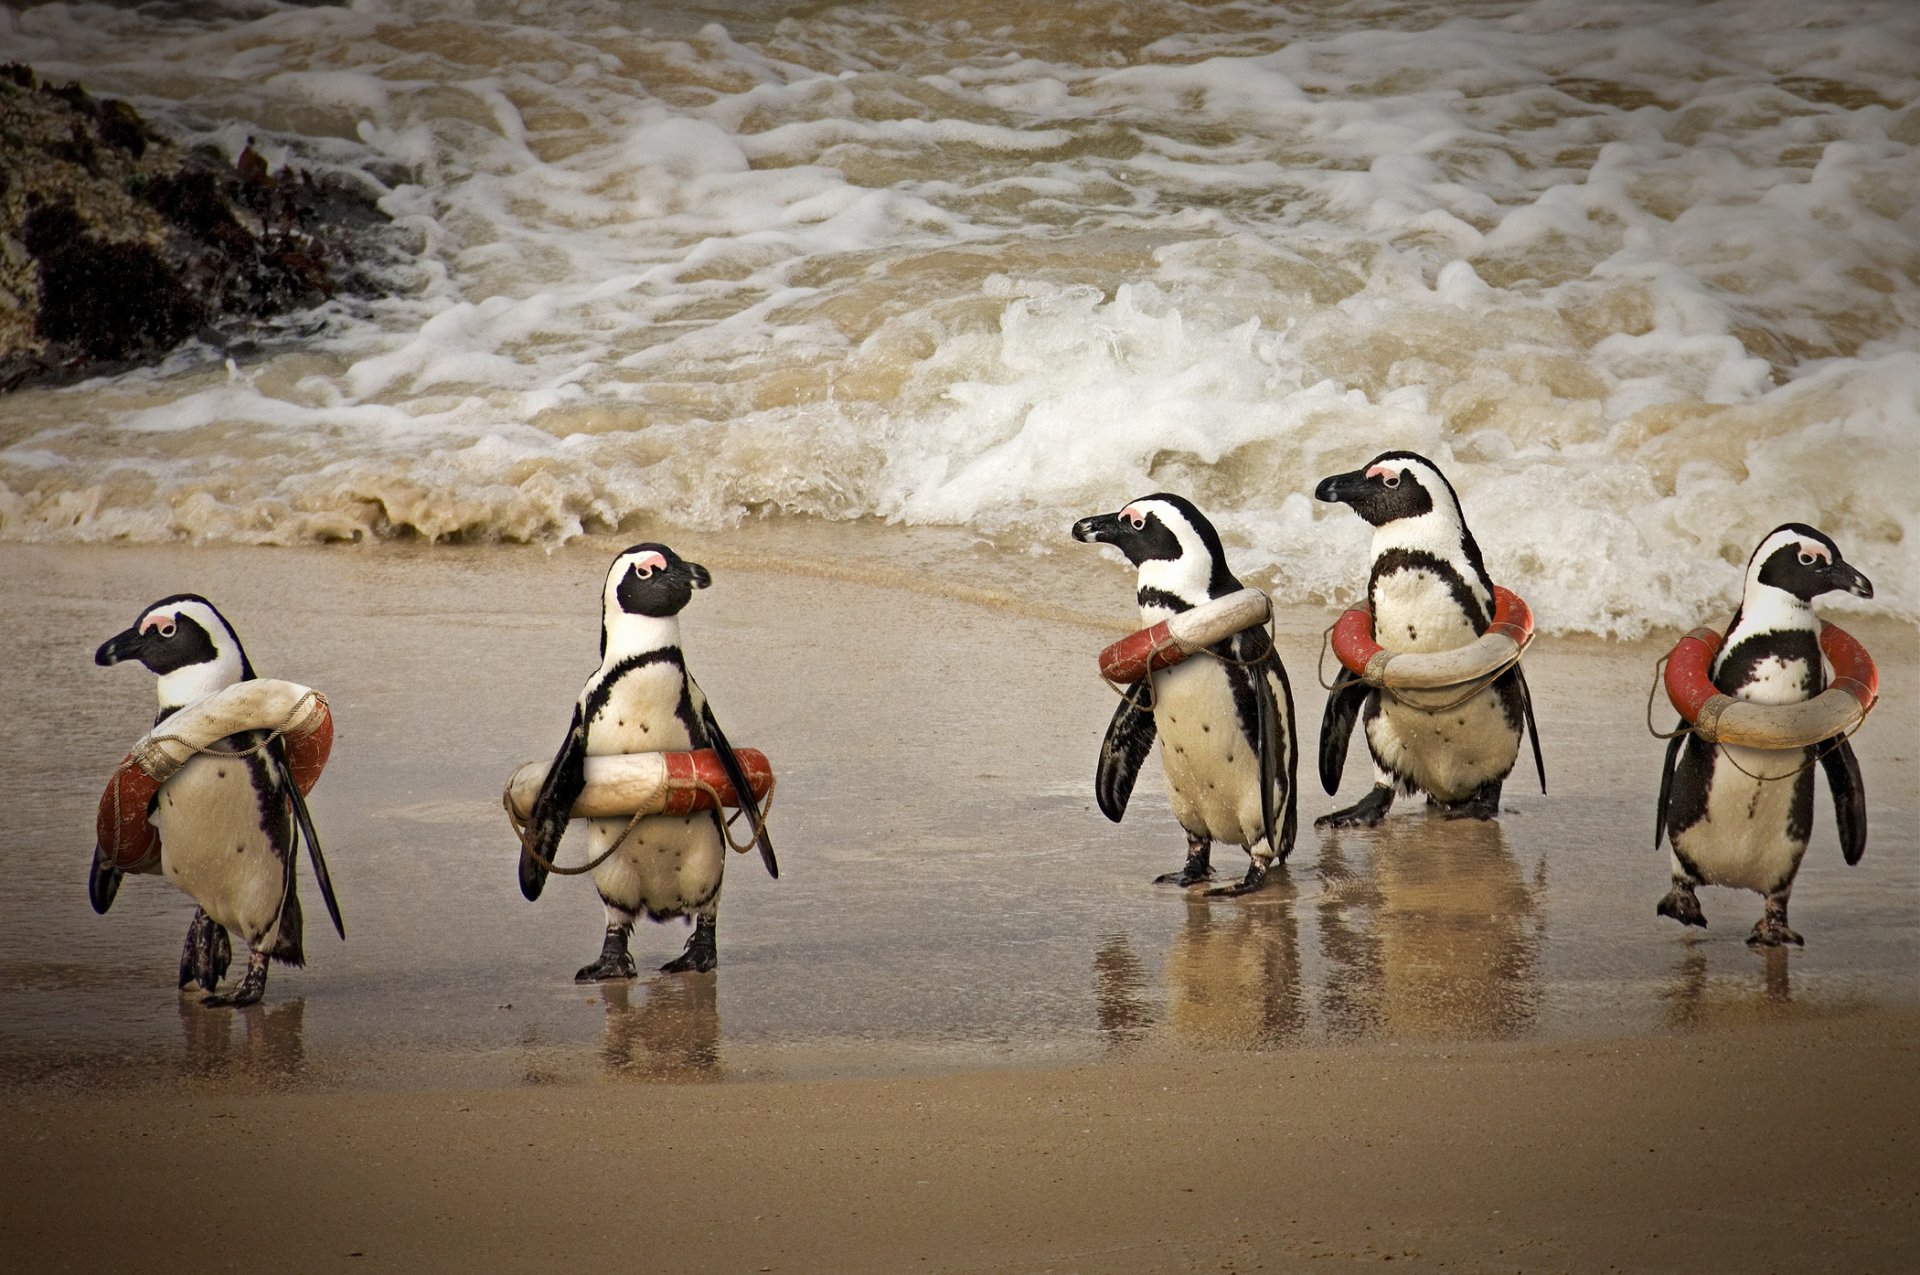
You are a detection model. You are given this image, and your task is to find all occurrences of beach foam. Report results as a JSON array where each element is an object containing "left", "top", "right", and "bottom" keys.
[{"left": 2, "top": 0, "right": 1915, "bottom": 635}]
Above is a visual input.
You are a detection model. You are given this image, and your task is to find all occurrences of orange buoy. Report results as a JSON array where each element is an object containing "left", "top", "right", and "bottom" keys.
[
  {"left": 1331, "top": 585, "right": 1534, "bottom": 692},
  {"left": 96, "top": 681, "right": 333, "bottom": 874},
  {"left": 1664, "top": 622, "right": 1876, "bottom": 748},
  {"left": 1098, "top": 588, "right": 1272, "bottom": 684},
  {"left": 505, "top": 748, "right": 773, "bottom": 827}
]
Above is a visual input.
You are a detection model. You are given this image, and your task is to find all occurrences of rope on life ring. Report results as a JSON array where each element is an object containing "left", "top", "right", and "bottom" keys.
[
  {"left": 1325, "top": 585, "right": 1535, "bottom": 710},
  {"left": 96, "top": 682, "right": 333, "bottom": 875},
  {"left": 501, "top": 748, "right": 777, "bottom": 877},
  {"left": 1657, "top": 622, "right": 1877, "bottom": 751}
]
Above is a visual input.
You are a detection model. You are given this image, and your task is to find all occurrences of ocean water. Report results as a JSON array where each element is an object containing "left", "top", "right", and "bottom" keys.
[{"left": 2, "top": 0, "right": 1917, "bottom": 635}]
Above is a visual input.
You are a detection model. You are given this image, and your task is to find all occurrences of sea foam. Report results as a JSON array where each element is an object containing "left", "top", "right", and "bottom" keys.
[{"left": 1, "top": 0, "right": 1915, "bottom": 635}]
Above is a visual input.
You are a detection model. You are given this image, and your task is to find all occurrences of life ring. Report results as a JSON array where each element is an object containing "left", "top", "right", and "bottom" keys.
[
  {"left": 1664, "top": 622, "right": 1877, "bottom": 749},
  {"left": 96, "top": 680, "right": 333, "bottom": 874},
  {"left": 505, "top": 748, "right": 774, "bottom": 833},
  {"left": 1331, "top": 585, "right": 1533, "bottom": 708},
  {"left": 1098, "top": 588, "right": 1272, "bottom": 684}
]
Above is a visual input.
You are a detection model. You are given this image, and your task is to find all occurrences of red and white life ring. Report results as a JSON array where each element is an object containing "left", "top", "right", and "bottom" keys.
[
  {"left": 1098, "top": 588, "right": 1272, "bottom": 684},
  {"left": 1664, "top": 622, "right": 1877, "bottom": 749},
  {"left": 1331, "top": 585, "right": 1533, "bottom": 704},
  {"left": 96, "top": 680, "right": 333, "bottom": 874},
  {"left": 505, "top": 748, "right": 774, "bottom": 835}
]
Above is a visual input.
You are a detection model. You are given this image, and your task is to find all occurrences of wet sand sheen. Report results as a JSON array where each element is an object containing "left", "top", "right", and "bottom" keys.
[{"left": 0, "top": 531, "right": 1914, "bottom": 1266}]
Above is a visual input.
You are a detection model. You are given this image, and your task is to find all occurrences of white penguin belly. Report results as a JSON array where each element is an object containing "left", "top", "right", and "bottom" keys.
[
  {"left": 1152, "top": 658, "right": 1264, "bottom": 848},
  {"left": 1368, "top": 689, "right": 1519, "bottom": 802},
  {"left": 584, "top": 659, "right": 723, "bottom": 918},
  {"left": 590, "top": 812, "right": 726, "bottom": 919},
  {"left": 153, "top": 753, "right": 286, "bottom": 943},
  {"left": 1672, "top": 745, "right": 1808, "bottom": 894},
  {"left": 1368, "top": 570, "right": 1517, "bottom": 800}
]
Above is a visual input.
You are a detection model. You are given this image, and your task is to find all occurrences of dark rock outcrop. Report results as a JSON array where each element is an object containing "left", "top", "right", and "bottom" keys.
[{"left": 1, "top": 64, "right": 399, "bottom": 390}]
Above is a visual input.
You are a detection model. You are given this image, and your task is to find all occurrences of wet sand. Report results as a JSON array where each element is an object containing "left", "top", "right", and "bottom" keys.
[{"left": 1, "top": 530, "right": 1915, "bottom": 1269}]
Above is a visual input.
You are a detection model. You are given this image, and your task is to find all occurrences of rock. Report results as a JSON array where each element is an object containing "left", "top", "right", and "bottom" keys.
[{"left": 0, "top": 63, "right": 399, "bottom": 390}]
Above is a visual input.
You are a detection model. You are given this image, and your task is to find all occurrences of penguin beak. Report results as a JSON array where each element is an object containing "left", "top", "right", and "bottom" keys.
[
  {"left": 1072, "top": 512, "right": 1125, "bottom": 545},
  {"left": 1313, "top": 469, "right": 1368, "bottom": 506},
  {"left": 95, "top": 626, "right": 147, "bottom": 667},
  {"left": 1832, "top": 562, "right": 1874, "bottom": 600},
  {"left": 682, "top": 560, "right": 711, "bottom": 590}
]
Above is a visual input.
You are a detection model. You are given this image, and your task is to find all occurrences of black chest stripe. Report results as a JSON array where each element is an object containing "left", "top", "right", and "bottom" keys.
[
  {"left": 583, "top": 648, "right": 689, "bottom": 732},
  {"left": 1715, "top": 630, "right": 1822, "bottom": 698},
  {"left": 1367, "top": 548, "right": 1490, "bottom": 633},
  {"left": 1136, "top": 587, "right": 1194, "bottom": 615}
]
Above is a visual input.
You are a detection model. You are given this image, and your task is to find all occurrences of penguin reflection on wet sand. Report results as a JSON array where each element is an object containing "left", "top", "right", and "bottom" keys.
[
  {"left": 1656, "top": 524, "right": 1873, "bottom": 946},
  {"left": 92, "top": 596, "right": 315, "bottom": 1007},
  {"left": 1072, "top": 494, "right": 1298, "bottom": 895},
  {"left": 1314, "top": 452, "right": 1544, "bottom": 826},
  {"left": 517, "top": 544, "right": 775, "bottom": 979}
]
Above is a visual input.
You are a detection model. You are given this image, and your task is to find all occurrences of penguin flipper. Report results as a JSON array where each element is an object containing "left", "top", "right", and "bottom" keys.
[
  {"left": 275, "top": 746, "right": 344, "bottom": 940},
  {"left": 87, "top": 844, "right": 123, "bottom": 914},
  {"left": 1819, "top": 734, "right": 1867, "bottom": 865},
  {"left": 1238, "top": 634, "right": 1298, "bottom": 861},
  {"left": 1096, "top": 680, "right": 1156, "bottom": 823},
  {"left": 698, "top": 698, "right": 777, "bottom": 880},
  {"left": 1514, "top": 665, "right": 1547, "bottom": 794},
  {"left": 1654, "top": 727, "right": 1685, "bottom": 849},
  {"left": 1318, "top": 667, "right": 1369, "bottom": 797},
  {"left": 521, "top": 707, "right": 589, "bottom": 902}
]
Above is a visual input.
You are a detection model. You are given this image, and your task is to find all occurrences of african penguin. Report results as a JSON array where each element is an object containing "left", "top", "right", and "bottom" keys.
[
  {"left": 1314, "top": 452, "right": 1544, "bottom": 826},
  {"left": 1072, "top": 494, "right": 1298, "bottom": 895},
  {"left": 1655, "top": 524, "right": 1873, "bottom": 946},
  {"left": 517, "top": 544, "right": 775, "bottom": 979},
  {"left": 93, "top": 596, "right": 305, "bottom": 1007}
]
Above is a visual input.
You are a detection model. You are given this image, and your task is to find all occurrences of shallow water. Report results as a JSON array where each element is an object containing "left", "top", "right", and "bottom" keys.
[
  {"left": 2, "top": 0, "right": 1918, "bottom": 635},
  {"left": 0, "top": 534, "right": 1912, "bottom": 1094}
]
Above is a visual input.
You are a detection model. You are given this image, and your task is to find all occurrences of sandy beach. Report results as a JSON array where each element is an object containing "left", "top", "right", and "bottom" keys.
[{"left": 0, "top": 532, "right": 1914, "bottom": 1270}]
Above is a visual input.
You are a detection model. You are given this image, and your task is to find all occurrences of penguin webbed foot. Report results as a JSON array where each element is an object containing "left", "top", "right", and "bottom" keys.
[
  {"left": 576, "top": 924, "right": 639, "bottom": 983},
  {"left": 1656, "top": 882, "right": 1707, "bottom": 929},
  {"left": 178, "top": 910, "right": 232, "bottom": 994},
  {"left": 1747, "top": 902, "right": 1803, "bottom": 948},
  {"left": 1434, "top": 781, "right": 1501, "bottom": 821},
  {"left": 1204, "top": 859, "right": 1270, "bottom": 898},
  {"left": 1153, "top": 843, "right": 1212, "bottom": 887},
  {"left": 1316, "top": 786, "right": 1393, "bottom": 829},
  {"left": 659, "top": 916, "right": 717, "bottom": 974},
  {"left": 201, "top": 952, "right": 268, "bottom": 1008}
]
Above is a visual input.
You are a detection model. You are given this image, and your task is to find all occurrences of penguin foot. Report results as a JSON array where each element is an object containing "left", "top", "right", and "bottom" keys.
[
  {"left": 1435, "top": 782, "right": 1501, "bottom": 821},
  {"left": 1205, "top": 860, "right": 1269, "bottom": 898},
  {"left": 1316, "top": 786, "right": 1393, "bottom": 829},
  {"left": 178, "top": 910, "right": 233, "bottom": 993},
  {"left": 576, "top": 925, "right": 639, "bottom": 983},
  {"left": 1747, "top": 917, "right": 1804, "bottom": 948},
  {"left": 1656, "top": 883, "right": 1708, "bottom": 929},
  {"left": 1153, "top": 847, "right": 1214, "bottom": 887},
  {"left": 660, "top": 916, "right": 717, "bottom": 974},
  {"left": 202, "top": 952, "right": 268, "bottom": 1008}
]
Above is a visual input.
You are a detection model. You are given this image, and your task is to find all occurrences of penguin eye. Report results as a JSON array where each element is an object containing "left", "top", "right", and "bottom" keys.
[
  {"left": 1125, "top": 513, "right": 1146, "bottom": 530},
  {"left": 1797, "top": 551, "right": 1816, "bottom": 566},
  {"left": 156, "top": 622, "right": 176, "bottom": 638},
  {"left": 632, "top": 564, "right": 654, "bottom": 580},
  {"left": 1382, "top": 473, "right": 1400, "bottom": 489}
]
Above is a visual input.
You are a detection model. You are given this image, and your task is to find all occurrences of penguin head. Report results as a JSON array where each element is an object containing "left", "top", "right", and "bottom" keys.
[
  {"left": 96, "top": 594, "right": 254, "bottom": 708},
  {"left": 1313, "top": 451, "right": 1462, "bottom": 530},
  {"left": 1072, "top": 493, "right": 1239, "bottom": 604},
  {"left": 1746, "top": 524, "right": 1873, "bottom": 604},
  {"left": 606, "top": 543, "right": 711, "bottom": 620}
]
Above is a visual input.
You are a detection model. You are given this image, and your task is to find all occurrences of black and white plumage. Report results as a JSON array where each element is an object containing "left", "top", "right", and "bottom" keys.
[
  {"left": 517, "top": 543, "right": 774, "bottom": 979},
  {"left": 1314, "top": 452, "right": 1544, "bottom": 826},
  {"left": 1656, "top": 524, "right": 1873, "bottom": 946},
  {"left": 1072, "top": 494, "right": 1298, "bottom": 896},
  {"left": 93, "top": 595, "right": 307, "bottom": 1007}
]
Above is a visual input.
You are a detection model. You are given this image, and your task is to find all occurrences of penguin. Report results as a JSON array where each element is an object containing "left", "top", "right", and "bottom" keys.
[
  {"left": 1072, "top": 494, "right": 1298, "bottom": 895},
  {"left": 517, "top": 543, "right": 775, "bottom": 979},
  {"left": 1314, "top": 451, "right": 1544, "bottom": 826},
  {"left": 93, "top": 596, "right": 312, "bottom": 1007},
  {"left": 1655, "top": 524, "right": 1873, "bottom": 946}
]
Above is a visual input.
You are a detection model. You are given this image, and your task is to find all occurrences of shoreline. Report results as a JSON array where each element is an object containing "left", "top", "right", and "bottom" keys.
[{"left": 5, "top": 1006, "right": 1914, "bottom": 1272}]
